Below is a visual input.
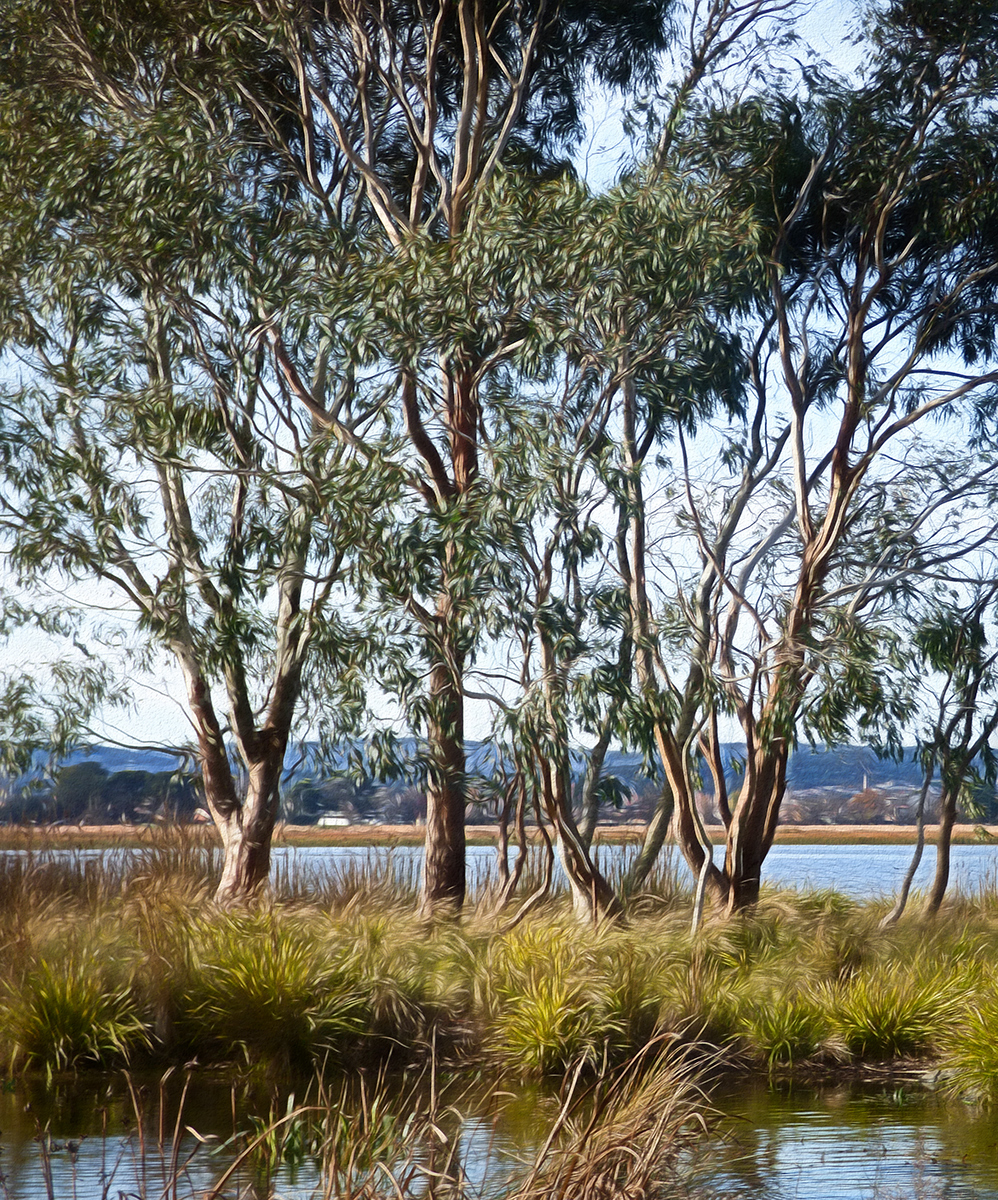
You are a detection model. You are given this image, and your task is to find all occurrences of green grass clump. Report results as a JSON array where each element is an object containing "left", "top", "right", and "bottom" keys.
[
  {"left": 4, "top": 955, "right": 151, "bottom": 1076},
  {"left": 6, "top": 831, "right": 998, "bottom": 1090},
  {"left": 823, "top": 967, "right": 960, "bottom": 1060},
  {"left": 943, "top": 975, "right": 998, "bottom": 1101},
  {"left": 483, "top": 922, "right": 666, "bottom": 1073},
  {"left": 174, "top": 911, "right": 371, "bottom": 1066},
  {"left": 742, "top": 992, "right": 833, "bottom": 1067}
]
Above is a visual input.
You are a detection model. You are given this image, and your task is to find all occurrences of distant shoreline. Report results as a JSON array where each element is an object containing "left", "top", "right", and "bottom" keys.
[{"left": 0, "top": 822, "right": 995, "bottom": 849}]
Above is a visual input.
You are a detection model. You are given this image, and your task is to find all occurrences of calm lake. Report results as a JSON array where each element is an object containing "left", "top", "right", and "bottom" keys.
[
  {"left": 6, "top": 839, "right": 998, "bottom": 899},
  {"left": 268, "top": 839, "right": 998, "bottom": 899}
]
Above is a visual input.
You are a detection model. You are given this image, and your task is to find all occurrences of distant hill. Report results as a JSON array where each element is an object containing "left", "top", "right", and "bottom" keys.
[
  {"left": 599, "top": 743, "right": 925, "bottom": 795},
  {"left": 57, "top": 746, "right": 193, "bottom": 775},
  {"left": 29, "top": 740, "right": 928, "bottom": 792},
  {"left": 5, "top": 739, "right": 992, "bottom": 826}
]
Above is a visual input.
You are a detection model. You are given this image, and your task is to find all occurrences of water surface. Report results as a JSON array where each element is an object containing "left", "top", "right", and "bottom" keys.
[{"left": 3, "top": 1071, "right": 997, "bottom": 1199}]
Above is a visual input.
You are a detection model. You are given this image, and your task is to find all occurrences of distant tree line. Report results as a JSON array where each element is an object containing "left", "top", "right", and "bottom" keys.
[
  {"left": 5, "top": 756, "right": 994, "bottom": 829},
  {"left": 0, "top": 763, "right": 201, "bottom": 824}
]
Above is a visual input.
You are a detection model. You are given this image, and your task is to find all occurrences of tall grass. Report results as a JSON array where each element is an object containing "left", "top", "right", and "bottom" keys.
[
  {"left": 3, "top": 832, "right": 998, "bottom": 1099},
  {"left": 10, "top": 1047, "right": 719, "bottom": 1199}
]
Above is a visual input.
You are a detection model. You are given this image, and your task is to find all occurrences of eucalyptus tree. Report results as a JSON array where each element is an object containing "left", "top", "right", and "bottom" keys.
[
  {"left": 427, "top": 158, "right": 767, "bottom": 922},
  {"left": 921, "top": 597, "right": 998, "bottom": 914},
  {"left": 0, "top": 1, "right": 389, "bottom": 903},
  {"left": 621, "top": 0, "right": 998, "bottom": 910},
  {"left": 883, "top": 582, "right": 998, "bottom": 924},
  {"left": 2, "top": 0, "right": 700, "bottom": 915},
  {"left": 219, "top": 0, "right": 680, "bottom": 915}
]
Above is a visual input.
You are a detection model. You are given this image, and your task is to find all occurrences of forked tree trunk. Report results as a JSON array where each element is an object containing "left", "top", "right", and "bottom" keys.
[
  {"left": 173, "top": 602, "right": 301, "bottom": 907},
  {"left": 547, "top": 771, "right": 620, "bottom": 924},
  {"left": 213, "top": 746, "right": 286, "bottom": 906},
  {"left": 555, "top": 828, "right": 620, "bottom": 923},
  {"left": 536, "top": 637, "right": 621, "bottom": 924},
  {"left": 721, "top": 747, "right": 789, "bottom": 912}
]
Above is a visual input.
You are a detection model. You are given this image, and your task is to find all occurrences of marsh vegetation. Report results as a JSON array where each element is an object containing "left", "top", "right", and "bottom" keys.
[{"left": 2, "top": 836, "right": 998, "bottom": 1197}]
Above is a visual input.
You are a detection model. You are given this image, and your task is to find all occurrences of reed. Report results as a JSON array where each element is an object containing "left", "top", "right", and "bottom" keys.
[
  {"left": 15, "top": 1046, "right": 721, "bottom": 1200},
  {"left": 505, "top": 1040, "right": 717, "bottom": 1200},
  {"left": 2, "top": 831, "right": 998, "bottom": 1093}
]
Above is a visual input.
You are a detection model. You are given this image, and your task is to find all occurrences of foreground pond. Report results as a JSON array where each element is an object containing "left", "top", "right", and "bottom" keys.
[
  {"left": 2, "top": 1071, "right": 997, "bottom": 1199},
  {"left": 710, "top": 1079, "right": 998, "bottom": 1199}
]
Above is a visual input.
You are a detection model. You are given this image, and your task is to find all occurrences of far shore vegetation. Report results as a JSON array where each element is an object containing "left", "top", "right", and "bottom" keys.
[{"left": 1, "top": 819, "right": 995, "bottom": 851}]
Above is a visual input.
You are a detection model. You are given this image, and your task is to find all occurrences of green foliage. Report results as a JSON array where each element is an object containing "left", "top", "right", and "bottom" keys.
[
  {"left": 175, "top": 912, "right": 370, "bottom": 1066},
  {"left": 944, "top": 978, "right": 998, "bottom": 1102},
  {"left": 4, "top": 955, "right": 151, "bottom": 1077}
]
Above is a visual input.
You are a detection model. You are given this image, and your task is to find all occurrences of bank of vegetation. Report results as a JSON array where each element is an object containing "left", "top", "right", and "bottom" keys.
[{"left": 3, "top": 843, "right": 997, "bottom": 1107}]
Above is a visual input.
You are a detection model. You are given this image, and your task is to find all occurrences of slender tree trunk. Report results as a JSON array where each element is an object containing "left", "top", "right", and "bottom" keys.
[
  {"left": 548, "top": 771, "right": 620, "bottom": 924},
  {"left": 497, "top": 789, "right": 556, "bottom": 932},
  {"left": 420, "top": 655, "right": 467, "bottom": 916},
  {"left": 620, "top": 782, "right": 674, "bottom": 896},
  {"left": 486, "top": 773, "right": 532, "bottom": 916},
  {"left": 578, "top": 716, "right": 616, "bottom": 850},
  {"left": 537, "top": 634, "right": 620, "bottom": 923},
  {"left": 648, "top": 722, "right": 728, "bottom": 903},
  {"left": 880, "top": 768, "right": 931, "bottom": 927},
  {"left": 616, "top": 370, "right": 724, "bottom": 903},
  {"left": 927, "top": 784, "right": 958, "bottom": 915}
]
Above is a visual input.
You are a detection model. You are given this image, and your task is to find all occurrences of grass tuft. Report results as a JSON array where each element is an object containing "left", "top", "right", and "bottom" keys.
[
  {"left": 4, "top": 955, "right": 150, "bottom": 1076},
  {"left": 742, "top": 992, "right": 834, "bottom": 1067},
  {"left": 823, "top": 967, "right": 959, "bottom": 1061},
  {"left": 175, "top": 911, "right": 370, "bottom": 1066}
]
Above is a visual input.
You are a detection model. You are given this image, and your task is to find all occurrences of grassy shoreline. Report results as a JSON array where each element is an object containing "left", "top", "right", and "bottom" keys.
[
  {"left": 0, "top": 820, "right": 995, "bottom": 850},
  {"left": 2, "top": 834, "right": 996, "bottom": 1199},
  {"left": 2, "top": 834, "right": 998, "bottom": 1104}
]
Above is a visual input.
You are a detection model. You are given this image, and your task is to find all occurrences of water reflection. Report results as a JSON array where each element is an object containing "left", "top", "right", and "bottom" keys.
[
  {"left": 709, "top": 1080, "right": 998, "bottom": 1199},
  {"left": 3, "top": 1070, "right": 998, "bottom": 1200},
  {"left": 0, "top": 1068, "right": 552, "bottom": 1200}
]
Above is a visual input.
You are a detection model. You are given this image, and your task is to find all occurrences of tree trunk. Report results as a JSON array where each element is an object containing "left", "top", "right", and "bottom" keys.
[
  {"left": 557, "top": 843, "right": 620, "bottom": 922},
  {"left": 620, "top": 782, "right": 674, "bottom": 896},
  {"left": 926, "top": 784, "right": 958, "bottom": 916},
  {"left": 721, "top": 744, "right": 788, "bottom": 912},
  {"left": 410, "top": 360, "right": 478, "bottom": 919},
  {"left": 534, "top": 621, "right": 620, "bottom": 923},
  {"left": 420, "top": 657, "right": 467, "bottom": 916},
  {"left": 578, "top": 715, "right": 616, "bottom": 850},
  {"left": 880, "top": 767, "right": 932, "bottom": 927},
  {"left": 551, "top": 799, "right": 621, "bottom": 924},
  {"left": 213, "top": 743, "right": 286, "bottom": 907}
]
